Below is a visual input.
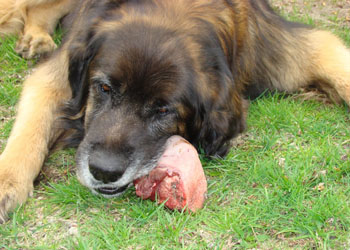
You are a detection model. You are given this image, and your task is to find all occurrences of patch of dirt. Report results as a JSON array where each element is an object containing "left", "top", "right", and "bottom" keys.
[
  {"left": 35, "top": 153, "right": 76, "bottom": 188},
  {"left": 270, "top": 0, "right": 350, "bottom": 28}
]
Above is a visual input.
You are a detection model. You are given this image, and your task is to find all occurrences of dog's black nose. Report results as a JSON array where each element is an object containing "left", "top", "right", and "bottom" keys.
[
  {"left": 89, "top": 164, "right": 123, "bottom": 183},
  {"left": 88, "top": 147, "right": 128, "bottom": 183}
]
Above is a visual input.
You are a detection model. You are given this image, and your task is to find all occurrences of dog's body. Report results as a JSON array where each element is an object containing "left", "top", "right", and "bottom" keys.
[
  {"left": 0, "top": 0, "right": 76, "bottom": 58},
  {"left": 0, "top": 0, "right": 349, "bottom": 222}
]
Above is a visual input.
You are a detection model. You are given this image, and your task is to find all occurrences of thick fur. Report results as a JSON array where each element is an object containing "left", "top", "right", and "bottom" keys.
[
  {"left": 0, "top": 0, "right": 76, "bottom": 58},
  {"left": 0, "top": 0, "right": 349, "bottom": 223}
]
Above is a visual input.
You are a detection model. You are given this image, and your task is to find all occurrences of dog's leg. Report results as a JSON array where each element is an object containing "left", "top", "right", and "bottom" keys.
[
  {"left": 0, "top": 0, "right": 24, "bottom": 35},
  {"left": 0, "top": 52, "right": 71, "bottom": 223},
  {"left": 15, "top": 0, "right": 75, "bottom": 58},
  {"left": 306, "top": 30, "right": 350, "bottom": 105}
]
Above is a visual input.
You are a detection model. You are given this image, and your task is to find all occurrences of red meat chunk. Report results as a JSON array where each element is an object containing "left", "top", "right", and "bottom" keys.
[{"left": 134, "top": 136, "right": 207, "bottom": 212}]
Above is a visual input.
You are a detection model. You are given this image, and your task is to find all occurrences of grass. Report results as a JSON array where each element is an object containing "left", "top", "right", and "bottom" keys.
[{"left": 1, "top": 1, "right": 350, "bottom": 249}]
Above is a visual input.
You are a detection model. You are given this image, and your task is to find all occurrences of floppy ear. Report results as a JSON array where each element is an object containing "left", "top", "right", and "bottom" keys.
[
  {"left": 55, "top": 34, "right": 103, "bottom": 149},
  {"left": 65, "top": 34, "right": 103, "bottom": 117},
  {"left": 192, "top": 54, "right": 247, "bottom": 157}
]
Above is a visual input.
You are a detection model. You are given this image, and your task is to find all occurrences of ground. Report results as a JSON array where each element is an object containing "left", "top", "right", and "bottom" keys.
[{"left": 0, "top": 1, "right": 350, "bottom": 249}]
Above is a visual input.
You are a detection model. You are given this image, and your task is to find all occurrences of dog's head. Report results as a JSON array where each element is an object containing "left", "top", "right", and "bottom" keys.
[{"left": 63, "top": 3, "right": 246, "bottom": 197}]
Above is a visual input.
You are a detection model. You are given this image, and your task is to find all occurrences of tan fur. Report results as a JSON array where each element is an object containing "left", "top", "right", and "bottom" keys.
[
  {"left": 307, "top": 30, "right": 350, "bottom": 104},
  {"left": 0, "top": 50, "right": 71, "bottom": 222},
  {"left": 0, "top": 0, "right": 22, "bottom": 35},
  {"left": 0, "top": 0, "right": 75, "bottom": 58},
  {"left": 275, "top": 29, "right": 350, "bottom": 105},
  {"left": 268, "top": 29, "right": 350, "bottom": 105}
]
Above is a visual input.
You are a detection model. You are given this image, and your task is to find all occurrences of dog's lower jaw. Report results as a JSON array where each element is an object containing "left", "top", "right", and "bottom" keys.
[{"left": 92, "top": 183, "right": 132, "bottom": 198}]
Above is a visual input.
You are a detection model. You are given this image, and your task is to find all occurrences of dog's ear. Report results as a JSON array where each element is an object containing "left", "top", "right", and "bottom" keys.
[
  {"left": 55, "top": 33, "right": 103, "bottom": 149},
  {"left": 191, "top": 53, "right": 247, "bottom": 157},
  {"left": 66, "top": 33, "right": 103, "bottom": 116}
]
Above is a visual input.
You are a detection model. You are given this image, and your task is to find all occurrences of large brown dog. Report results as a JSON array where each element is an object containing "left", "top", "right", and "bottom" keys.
[
  {"left": 0, "top": 0, "right": 349, "bottom": 223},
  {"left": 0, "top": 0, "right": 76, "bottom": 58}
]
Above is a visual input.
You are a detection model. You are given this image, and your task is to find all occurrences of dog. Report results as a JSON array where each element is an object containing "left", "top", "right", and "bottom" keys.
[
  {"left": 0, "top": 0, "right": 349, "bottom": 223},
  {"left": 0, "top": 0, "right": 76, "bottom": 58}
]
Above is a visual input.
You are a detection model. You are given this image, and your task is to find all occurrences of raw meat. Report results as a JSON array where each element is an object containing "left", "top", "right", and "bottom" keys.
[{"left": 134, "top": 136, "right": 207, "bottom": 212}]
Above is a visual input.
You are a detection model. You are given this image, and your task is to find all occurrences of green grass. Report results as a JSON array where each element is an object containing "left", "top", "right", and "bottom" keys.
[{"left": 1, "top": 2, "right": 350, "bottom": 249}]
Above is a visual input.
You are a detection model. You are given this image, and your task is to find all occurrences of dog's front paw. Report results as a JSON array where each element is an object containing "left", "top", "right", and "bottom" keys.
[
  {"left": 0, "top": 169, "right": 33, "bottom": 223},
  {"left": 15, "top": 31, "right": 57, "bottom": 59}
]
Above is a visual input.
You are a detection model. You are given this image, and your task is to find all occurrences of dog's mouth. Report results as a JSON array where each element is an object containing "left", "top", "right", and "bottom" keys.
[{"left": 95, "top": 184, "right": 129, "bottom": 196}]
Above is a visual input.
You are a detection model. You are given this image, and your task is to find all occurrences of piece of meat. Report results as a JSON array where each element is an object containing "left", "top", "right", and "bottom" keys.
[{"left": 134, "top": 136, "right": 207, "bottom": 212}]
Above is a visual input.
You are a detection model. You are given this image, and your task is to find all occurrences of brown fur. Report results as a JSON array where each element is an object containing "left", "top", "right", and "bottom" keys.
[
  {"left": 0, "top": 0, "right": 76, "bottom": 58},
  {"left": 0, "top": 0, "right": 349, "bottom": 223}
]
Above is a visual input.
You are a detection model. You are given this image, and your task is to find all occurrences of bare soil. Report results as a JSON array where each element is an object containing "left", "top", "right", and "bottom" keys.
[{"left": 270, "top": 0, "right": 350, "bottom": 28}]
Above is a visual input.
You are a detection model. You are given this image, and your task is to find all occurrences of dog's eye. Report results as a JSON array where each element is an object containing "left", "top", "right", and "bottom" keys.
[
  {"left": 99, "top": 83, "right": 111, "bottom": 94},
  {"left": 157, "top": 106, "right": 170, "bottom": 116}
]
